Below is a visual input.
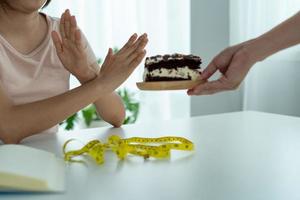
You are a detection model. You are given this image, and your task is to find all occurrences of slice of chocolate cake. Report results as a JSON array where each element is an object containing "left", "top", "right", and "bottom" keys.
[{"left": 143, "top": 54, "right": 202, "bottom": 82}]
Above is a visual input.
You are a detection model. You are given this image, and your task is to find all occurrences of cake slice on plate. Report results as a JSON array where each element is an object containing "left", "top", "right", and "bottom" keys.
[{"left": 143, "top": 54, "right": 202, "bottom": 82}]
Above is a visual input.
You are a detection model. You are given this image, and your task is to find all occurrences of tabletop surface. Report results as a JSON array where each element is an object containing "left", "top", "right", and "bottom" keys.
[{"left": 1, "top": 111, "right": 300, "bottom": 200}]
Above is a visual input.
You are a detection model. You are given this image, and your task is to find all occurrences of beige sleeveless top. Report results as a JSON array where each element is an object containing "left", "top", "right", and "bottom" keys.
[{"left": 0, "top": 14, "right": 98, "bottom": 134}]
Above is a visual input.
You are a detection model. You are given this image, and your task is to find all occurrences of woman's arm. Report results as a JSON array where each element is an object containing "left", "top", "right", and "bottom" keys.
[
  {"left": 189, "top": 11, "right": 300, "bottom": 95},
  {"left": 0, "top": 33, "right": 147, "bottom": 144},
  {"left": 0, "top": 77, "right": 103, "bottom": 144},
  {"left": 93, "top": 92, "right": 125, "bottom": 127},
  {"left": 78, "top": 63, "right": 126, "bottom": 128},
  {"left": 90, "top": 37, "right": 148, "bottom": 127},
  {"left": 52, "top": 10, "right": 148, "bottom": 127},
  {"left": 254, "top": 11, "right": 300, "bottom": 61},
  {"left": 89, "top": 32, "right": 147, "bottom": 127},
  {"left": 78, "top": 67, "right": 125, "bottom": 127},
  {"left": 91, "top": 63, "right": 126, "bottom": 127}
]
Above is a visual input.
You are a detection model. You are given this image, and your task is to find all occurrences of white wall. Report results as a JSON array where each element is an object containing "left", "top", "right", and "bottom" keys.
[
  {"left": 190, "top": 0, "right": 244, "bottom": 116},
  {"left": 244, "top": 56, "right": 300, "bottom": 117},
  {"left": 231, "top": 0, "right": 300, "bottom": 117}
]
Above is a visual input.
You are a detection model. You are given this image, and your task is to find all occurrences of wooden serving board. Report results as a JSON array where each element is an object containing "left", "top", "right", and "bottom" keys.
[{"left": 136, "top": 80, "right": 205, "bottom": 91}]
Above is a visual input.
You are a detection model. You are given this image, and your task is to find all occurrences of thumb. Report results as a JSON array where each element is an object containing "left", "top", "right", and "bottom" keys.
[
  {"left": 102, "top": 48, "right": 113, "bottom": 67},
  {"left": 201, "top": 60, "right": 218, "bottom": 80}
]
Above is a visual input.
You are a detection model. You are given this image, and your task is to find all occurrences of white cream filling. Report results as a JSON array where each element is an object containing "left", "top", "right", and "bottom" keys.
[
  {"left": 145, "top": 56, "right": 185, "bottom": 65},
  {"left": 143, "top": 67, "right": 201, "bottom": 81},
  {"left": 145, "top": 56, "right": 163, "bottom": 65}
]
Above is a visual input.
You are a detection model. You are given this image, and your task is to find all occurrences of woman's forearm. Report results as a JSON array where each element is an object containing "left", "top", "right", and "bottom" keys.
[
  {"left": 94, "top": 93, "right": 126, "bottom": 127},
  {"left": 0, "top": 78, "right": 105, "bottom": 144},
  {"left": 77, "top": 63, "right": 126, "bottom": 127},
  {"left": 0, "top": 32, "right": 148, "bottom": 144},
  {"left": 247, "top": 11, "right": 300, "bottom": 62}
]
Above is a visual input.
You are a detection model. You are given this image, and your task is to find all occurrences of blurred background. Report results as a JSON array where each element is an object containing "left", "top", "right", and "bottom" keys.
[{"left": 43, "top": 0, "right": 300, "bottom": 130}]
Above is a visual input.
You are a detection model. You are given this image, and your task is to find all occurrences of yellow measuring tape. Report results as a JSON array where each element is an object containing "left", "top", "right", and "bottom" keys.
[{"left": 63, "top": 135, "right": 194, "bottom": 165}]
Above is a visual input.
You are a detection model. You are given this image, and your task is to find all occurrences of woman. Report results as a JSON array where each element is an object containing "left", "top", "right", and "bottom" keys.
[
  {"left": 0, "top": 0, "right": 148, "bottom": 144},
  {"left": 189, "top": 11, "right": 300, "bottom": 95}
]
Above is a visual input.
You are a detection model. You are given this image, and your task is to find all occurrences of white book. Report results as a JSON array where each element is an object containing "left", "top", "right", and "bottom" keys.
[{"left": 0, "top": 145, "right": 65, "bottom": 192}]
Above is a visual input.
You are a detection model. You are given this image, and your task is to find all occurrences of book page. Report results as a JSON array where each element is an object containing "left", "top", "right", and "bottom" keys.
[{"left": 0, "top": 145, "right": 65, "bottom": 192}]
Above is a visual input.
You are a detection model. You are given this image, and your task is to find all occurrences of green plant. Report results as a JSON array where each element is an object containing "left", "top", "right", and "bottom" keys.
[
  {"left": 118, "top": 89, "right": 140, "bottom": 124},
  {"left": 60, "top": 88, "right": 140, "bottom": 130}
]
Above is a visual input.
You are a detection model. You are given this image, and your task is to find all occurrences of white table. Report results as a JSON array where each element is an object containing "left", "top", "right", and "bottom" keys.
[{"left": 1, "top": 111, "right": 300, "bottom": 200}]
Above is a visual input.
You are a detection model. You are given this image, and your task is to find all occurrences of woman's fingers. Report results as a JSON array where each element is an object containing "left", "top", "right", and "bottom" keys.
[
  {"left": 134, "top": 33, "right": 148, "bottom": 49},
  {"left": 99, "top": 33, "right": 148, "bottom": 84},
  {"left": 64, "top": 9, "right": 71, "bottom": 39},
  {"left": 51, "top": 31, "right": 63, "bottom": 54},
  {"left": 59, "top": 10, "right": 82, "bottom": 54},
  {"left": 101, "top": 48, "right": 114, "bottom": 70},
  {"left": 118, "top": 33, "right": 148, "bottom": 58},
  {"left": 138, "top": 35, "right": 149, "bottom": 51},
  {"left": 187, "top": 79, "right": 227, "bottom": 96},
  {"left": 118, "top": 33, "right": 138, "bottom": 54},
  {"left": 129, "top": 50, "right": 147, "bottom": 68},
  {"left": 127, "top": 38, "right": 148, "bottom": 64},
  {"left": 188, "top": 75, "right": 239, "bottom": 96},
  {"left": 70, "top": 16, "right": 77, "bottom": 43},
  {"left": 125, "top": 33, "right": 147, "bottom": 57},
  {"left": 201, "top": 60, "right": 219, "bottom": 80},
  {"left": 188, "top": 48, "right": 254, "bottom": 96},
  {"left": 60, "top": 12, "right": 66, "bottom": 38},
  {"left": 75, "top": 29, "right": 83, "bottom": 52}
]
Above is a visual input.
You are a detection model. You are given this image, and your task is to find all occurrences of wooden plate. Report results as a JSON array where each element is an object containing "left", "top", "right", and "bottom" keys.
[{"left": 136, "top": 80, "right": 205, "bottom": 91}]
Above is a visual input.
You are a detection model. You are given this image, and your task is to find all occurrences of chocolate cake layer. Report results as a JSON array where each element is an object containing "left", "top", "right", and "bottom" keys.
[
  {"left": 146, "top": 54, "right": 201, "bottom": 64},
  {"left": 145, "top": 76, "right": 192, "bottom": 82},
  {"left": 145, "top": 54, "right": 202, "bottom": 72},
  {"left": 145, "top": 60, "right": 201, "bottom": 71}
]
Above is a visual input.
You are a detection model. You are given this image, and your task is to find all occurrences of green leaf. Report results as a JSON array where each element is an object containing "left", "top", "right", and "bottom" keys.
[
  {"left": 64, "top": 113, "right": 78, "bottom": 130},
  {"left": 113, "top": 47, "right": 119, "bottom": 53},
  {"left": 82, "top": 105, "right": 100, "bottom": 127},
  {"left": 117, "top": 88, "right": 140, "bottom": 125},
  {"left": 97, "top": 58, "right": 102, "bottom": 65},
  {"left": 82, "top": 109, "right": 94, "bottom": 126},
  {"left": 123, "top": 116, "right": 131, "bottom": 124}
]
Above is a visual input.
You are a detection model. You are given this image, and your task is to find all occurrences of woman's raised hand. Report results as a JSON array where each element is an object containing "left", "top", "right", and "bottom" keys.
[
  {"left": 97, "top": 33, "right": 148, "bottom": 93},
  {"left": 52, "top": 9, "right": 97, "bottom": 83}
]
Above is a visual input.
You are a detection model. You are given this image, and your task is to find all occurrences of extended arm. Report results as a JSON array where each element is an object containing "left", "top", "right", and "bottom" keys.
[{"left": 189, "top": 11, "right": 300, "bottom": 95}]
